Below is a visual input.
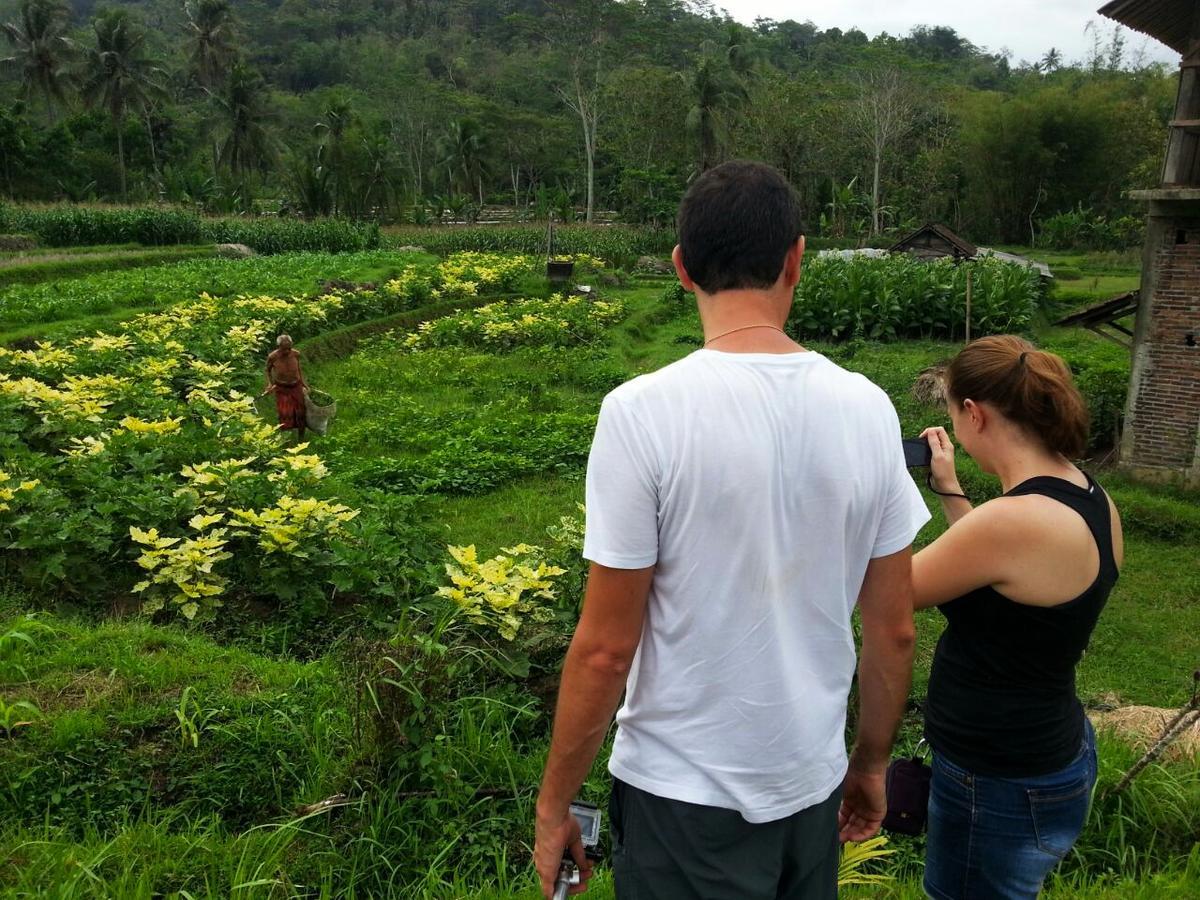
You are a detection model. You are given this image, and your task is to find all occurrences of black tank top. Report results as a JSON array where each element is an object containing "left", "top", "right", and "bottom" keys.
[{"left": 924, "top": 473, "right": 1118, "bottom": 777}]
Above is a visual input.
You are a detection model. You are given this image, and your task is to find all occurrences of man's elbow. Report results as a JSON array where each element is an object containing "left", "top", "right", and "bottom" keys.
[
  {"left": 574, "top": 643, "right": 637, "bottom": 679},
  {"left": 863, "top": 619, "right": 916, "bottom": 655}
]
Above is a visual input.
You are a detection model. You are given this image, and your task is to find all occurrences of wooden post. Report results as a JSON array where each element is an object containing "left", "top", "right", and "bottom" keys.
[{"left": 965, "top": 269, "right": 973, "bottom": 344}]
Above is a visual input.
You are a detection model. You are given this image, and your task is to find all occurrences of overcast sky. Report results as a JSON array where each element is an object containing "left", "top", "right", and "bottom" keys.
[{"left": 714, "top": 0, "right": 1180, "bottom": 68}]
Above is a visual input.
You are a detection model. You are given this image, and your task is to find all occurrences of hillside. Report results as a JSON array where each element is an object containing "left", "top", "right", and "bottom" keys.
[{"left": 0, "top": 0, "right": 1178, "bottom": 244}]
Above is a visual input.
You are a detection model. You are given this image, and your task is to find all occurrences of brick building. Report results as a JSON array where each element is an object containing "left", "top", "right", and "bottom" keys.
[{"left": 1100, "top": 1, "right": 1200, "bottom": 485}]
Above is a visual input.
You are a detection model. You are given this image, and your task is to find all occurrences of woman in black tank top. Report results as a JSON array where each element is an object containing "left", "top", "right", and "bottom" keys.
[{"left": 911, "top": 336, "right": 1124, "bottom": 900}]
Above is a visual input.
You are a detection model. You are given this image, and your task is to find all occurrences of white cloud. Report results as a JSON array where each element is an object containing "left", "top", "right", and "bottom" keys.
[{"left": 713, "top": 0, "right": 1178, "bottom": 67}]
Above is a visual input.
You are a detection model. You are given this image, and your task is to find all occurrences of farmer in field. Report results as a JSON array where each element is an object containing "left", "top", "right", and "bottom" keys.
[
  {"left": 534, "top": 160, "right": 928, "bottom": 899},
  {"left": 263, "top": 334, "right": 308, "bottom": 439}
]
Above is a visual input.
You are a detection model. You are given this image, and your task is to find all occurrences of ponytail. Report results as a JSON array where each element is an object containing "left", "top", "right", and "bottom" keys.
[{"left": 945, "top": 336, "right": 1090, "bottom": 458}]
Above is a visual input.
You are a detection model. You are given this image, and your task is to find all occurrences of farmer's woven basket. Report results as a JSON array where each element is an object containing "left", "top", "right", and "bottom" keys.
[{"left": 304, "top": 390, "right": 337, "bottom": 436}]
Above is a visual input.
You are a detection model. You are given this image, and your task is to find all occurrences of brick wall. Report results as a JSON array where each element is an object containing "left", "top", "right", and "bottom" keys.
[{"left": 1128, "top": 220, "right": 1200, "bottom": 469}]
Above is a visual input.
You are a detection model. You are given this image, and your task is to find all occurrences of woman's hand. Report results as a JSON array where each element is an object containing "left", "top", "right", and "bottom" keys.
[{"left": 921, "top": 427, "right": 961, "bottom": 494}]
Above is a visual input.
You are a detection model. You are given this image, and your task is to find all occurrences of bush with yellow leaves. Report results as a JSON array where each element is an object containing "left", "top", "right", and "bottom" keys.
[
  {"left": 130, "top": 518, "right": 233, "bottom": 621},
  {"left": 0, "top": 471, "right": 39, "bottom": 514},
  {"left": 229, "top": 496, "right": 359, "bottom": 555},
  {"left": 401, "top": 295, "right": 625, "bottom": 352},
  {"left": 436, "top": 544, "right": 565, "bottom": 641}
]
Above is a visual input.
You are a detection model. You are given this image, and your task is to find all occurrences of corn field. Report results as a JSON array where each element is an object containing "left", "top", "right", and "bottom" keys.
[{"left": 789, "top": 255, "right": 1041, "bottom": 341}]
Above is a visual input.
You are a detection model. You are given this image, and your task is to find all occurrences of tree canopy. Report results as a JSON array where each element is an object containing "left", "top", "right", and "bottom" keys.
[{"left": 0, "top": 0, "right": 1177, "bottom": 242}]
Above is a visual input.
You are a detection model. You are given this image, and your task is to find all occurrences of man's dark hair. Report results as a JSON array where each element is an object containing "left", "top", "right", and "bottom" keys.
[{"left": 677, "top": 161, "right": 805, "bottom": 294}]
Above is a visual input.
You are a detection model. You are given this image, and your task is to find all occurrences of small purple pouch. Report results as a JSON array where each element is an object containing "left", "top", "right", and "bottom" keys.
[{"left": 882, "top": 741, "right": 932, "bottom": 836}]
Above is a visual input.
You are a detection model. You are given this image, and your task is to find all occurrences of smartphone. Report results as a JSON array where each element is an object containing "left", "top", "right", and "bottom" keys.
[{"left": 903, "top": 438, "right": 933, "bottom": 468}]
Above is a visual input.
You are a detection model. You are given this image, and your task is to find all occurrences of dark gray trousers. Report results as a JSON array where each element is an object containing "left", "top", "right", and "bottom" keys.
[{"left": 609, "top": 778, "right": 842, "bottom": 900}]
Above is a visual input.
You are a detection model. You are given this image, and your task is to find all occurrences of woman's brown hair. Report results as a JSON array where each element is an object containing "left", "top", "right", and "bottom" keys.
[{"left": 945, "top": 335, "right": 1090, "bottom": 458}]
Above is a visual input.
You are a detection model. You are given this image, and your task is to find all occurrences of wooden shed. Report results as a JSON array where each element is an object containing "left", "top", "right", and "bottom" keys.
[
  {"left": 889, "top": 223, "right": 1053, "bottom": 279},
  {"left": 889, "top": 223, "right": 978, "bottom": 262}
]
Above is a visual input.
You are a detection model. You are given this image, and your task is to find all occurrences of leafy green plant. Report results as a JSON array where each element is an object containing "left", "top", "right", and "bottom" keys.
[
  {"left": 1038, "top": 205, "right": 1144, "bottom": 251},
  {"left": 173, "top": 685, "right": 220, "bottom": 749},
  {"left": 0, "top": 696, "right": 40, "bottom": 736},
  {"left": 0, "top": 614, "right": 52, "bottom": 680}
]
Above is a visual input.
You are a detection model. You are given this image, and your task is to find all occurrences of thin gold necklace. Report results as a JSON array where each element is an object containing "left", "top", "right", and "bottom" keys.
[{"left": 704, "top": 323, "right": 786, "bottom": 345}]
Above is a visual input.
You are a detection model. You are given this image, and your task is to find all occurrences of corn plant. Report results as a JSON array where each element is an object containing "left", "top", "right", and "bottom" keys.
[{"left": 0, "top": 697, "right": 40, "bottom": 736}]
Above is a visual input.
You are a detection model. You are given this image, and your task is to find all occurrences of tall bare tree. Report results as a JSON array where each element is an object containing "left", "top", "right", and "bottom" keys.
[
  {"left": 848, "top": 68, "right": 917, "bottom": 236},
  {"left": 542, "top": 0, "right": 629, "bottom": 223}
]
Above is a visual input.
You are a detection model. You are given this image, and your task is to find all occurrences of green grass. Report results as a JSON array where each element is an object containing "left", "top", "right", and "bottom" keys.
[
  {"left": 437, "top": 475, "right": 585, "bottom": 557},
  {"left": 0, "top": 245, "right": 218, "bottom": 289},
  {"left": 0, "top": 606, "right": 350, "bottom": 838}
]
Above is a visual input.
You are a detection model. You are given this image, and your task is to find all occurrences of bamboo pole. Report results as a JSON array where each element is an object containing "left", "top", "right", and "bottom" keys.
[{"left": 965, "top": 269, "right": 973, "bottom": 344}]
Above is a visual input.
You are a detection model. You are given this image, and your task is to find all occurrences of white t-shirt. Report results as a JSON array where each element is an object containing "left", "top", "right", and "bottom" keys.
[{"left": 583, "top": 348, "right": 930, "bottom": 824}]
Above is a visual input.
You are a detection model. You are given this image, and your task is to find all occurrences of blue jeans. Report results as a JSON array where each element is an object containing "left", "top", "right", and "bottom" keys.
[{"left": 924, "top": 720, "right": 1097, "bottom": 899}]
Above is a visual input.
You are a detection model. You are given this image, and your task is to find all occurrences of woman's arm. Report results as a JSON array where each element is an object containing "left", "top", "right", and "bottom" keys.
[
  {"left": 922, "top": 427, "right": 972, "bottom": 526},
  {"left": 912, "top": 499, "right": 1024, "bottom": 610}
]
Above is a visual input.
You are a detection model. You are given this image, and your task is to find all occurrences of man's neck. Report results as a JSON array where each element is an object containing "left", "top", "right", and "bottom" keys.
[{"left": 697, "top": 288, "right": 805, "bottom": 354}]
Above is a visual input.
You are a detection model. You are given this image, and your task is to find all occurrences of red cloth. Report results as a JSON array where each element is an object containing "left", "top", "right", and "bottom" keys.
[{"left": 273, "top": 382, "right": 307, "bottom": 430}]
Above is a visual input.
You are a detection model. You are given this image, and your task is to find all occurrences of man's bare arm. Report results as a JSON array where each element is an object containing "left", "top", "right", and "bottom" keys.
[
  {"left": 534, "top": 562, "right": 653, "bottom": 896},
  {"left": 840, "top": 547, "right": 916, "bottom": 842}
]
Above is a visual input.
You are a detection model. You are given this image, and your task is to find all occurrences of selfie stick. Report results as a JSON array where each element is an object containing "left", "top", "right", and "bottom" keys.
[
  {"left": 552, "top": 858, "right": 576, "bottom": 900},
  {"left": 552, "top": 801, "right": 602, "bottom": 900}
]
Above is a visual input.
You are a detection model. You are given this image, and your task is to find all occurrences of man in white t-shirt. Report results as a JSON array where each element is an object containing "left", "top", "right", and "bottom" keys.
[{"left": 534, "top": 160, "right": 929, "bottom": 899}]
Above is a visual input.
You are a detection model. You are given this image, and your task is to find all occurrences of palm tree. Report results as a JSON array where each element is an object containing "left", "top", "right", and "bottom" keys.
[
  {"left": 438, "top": 118, "right": 490, "bottom": 206},
  {"left": 1040, "top": 47, "right": 1062, "bottom": 74},
  {"left": 184, "top": 0, "right": 237, "bottom": 91},
  {"left": 314, "top": 97, "right": 354, "bottom": 215},
  {"left": 210, "top": 62, "right": 276, "bottom": 188},
  {"left": 0, "top": 0, "right": 76, "bottom": 125},
  {"left": 685, "top": 46, "right": 748, "bottom": 173},
  {"left": 79, "top": 9, "right": 164, "bottom": 201}
]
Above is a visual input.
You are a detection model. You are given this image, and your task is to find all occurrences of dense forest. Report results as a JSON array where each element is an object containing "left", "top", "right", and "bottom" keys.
[{"left": 0, "top": 0, "right": 1179, "bottom": 243}]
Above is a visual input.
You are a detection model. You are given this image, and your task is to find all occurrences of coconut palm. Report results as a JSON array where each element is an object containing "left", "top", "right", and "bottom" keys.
[
  {"left": 79, "top": 8, "right": 165, "bottom": 201},
  {"left": 685, "top": 46, "right": 748, "bottom": 173},
  {"left": 0, "top": 0, "right": 76, "bottom": 125},
  {"left": 438, "top": 118, "right": 490, "bottom": 205},
  {"left": 1040, "top": 47, "right": 1062, "bottom": 74},
  {"left": 314, "top": 97, "right": 354, "bottom": 215},
  {"left": 184, "top": 0, "right": 237, "bottom": 91},
  {"left": 210, "top": 62, "right": 277, "bottom": 186}
]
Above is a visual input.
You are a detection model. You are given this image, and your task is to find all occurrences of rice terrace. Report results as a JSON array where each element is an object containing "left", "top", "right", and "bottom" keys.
[{"left": 0, "top": 0, "right": 1197, "bottom": 897}]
